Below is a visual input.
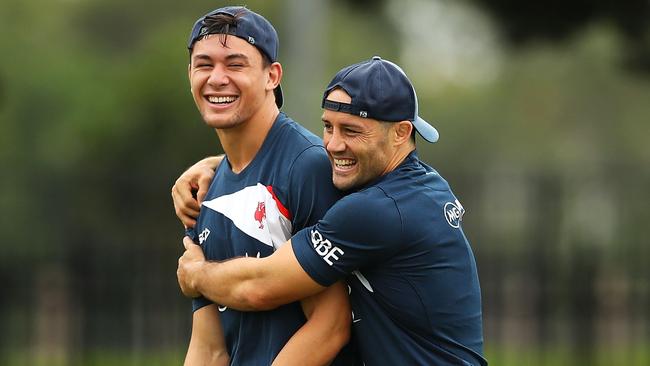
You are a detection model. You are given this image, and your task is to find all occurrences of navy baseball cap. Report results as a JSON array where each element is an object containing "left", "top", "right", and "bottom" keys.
[
  {"left": 188, "top": 6, "right": 283, "bottom": 108},
  {"left": 322, "top": 56, "right": 439, "bottom": 143}
]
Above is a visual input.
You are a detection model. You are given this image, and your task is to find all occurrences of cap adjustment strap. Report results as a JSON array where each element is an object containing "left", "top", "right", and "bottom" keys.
[{"left": 321, "top": 100, "right": 369, "bottom": 118}]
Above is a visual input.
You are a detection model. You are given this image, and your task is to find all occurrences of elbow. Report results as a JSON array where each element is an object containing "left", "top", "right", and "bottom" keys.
[
  {"left": 315, "top": 316, "right": 352, "bottom": 362},
  {"left": 206, "top": 350, "right": 229, "bottom": 366},
  {"left": 313, "top": 310, "right": 352, "bottom": 358},
  {"left": 329, "top": 309, "right": 353, "bottom": 353},
  {"left": 330, "top": 314, "right": 352, "bottom": 350}
]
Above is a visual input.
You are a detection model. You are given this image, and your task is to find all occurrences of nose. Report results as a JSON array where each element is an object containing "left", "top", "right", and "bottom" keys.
[
  {"left": 325, "top": 129, "right": 346, "bottom": 154},
  {"left": 207, "top": 65, "right": 229, "bottom": 87}
]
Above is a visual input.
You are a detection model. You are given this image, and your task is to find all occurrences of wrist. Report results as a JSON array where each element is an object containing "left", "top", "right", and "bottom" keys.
[{"left": 199, "top": 155, "right": 223, "bottom": 171}]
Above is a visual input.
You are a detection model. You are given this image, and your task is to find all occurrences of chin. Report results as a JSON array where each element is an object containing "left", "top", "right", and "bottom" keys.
[
  {"left": 203, "top": 116, "right": 238, "bottom": 129},
  {"left": 333, "top": 177, "right": 357, "bottom": 192}
]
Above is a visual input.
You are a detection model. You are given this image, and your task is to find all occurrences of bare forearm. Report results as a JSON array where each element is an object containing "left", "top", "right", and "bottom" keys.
[
  {"left": 194, "top": 258, "right": 277, "bottom": 311},
  {"left": 272, "top": 282, "right": 351, "bottom": 366},
  {"left": 273, "top": 322, "right": 339, "bottom": 366},
  {"left": 185, "top": 343, "right": 229, "bottom": 366},
  {"left": 185, "top": 305, "right": 230, "bottom": 366},
  {"left": 195, "top": 155, "right": 224, "bottom": 170},
  {"left": 181, "top": 239, "right": 326, "bottom": 311}
]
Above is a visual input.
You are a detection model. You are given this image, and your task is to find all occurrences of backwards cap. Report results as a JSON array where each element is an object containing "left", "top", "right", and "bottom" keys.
[
  {"left": 322, "top": 56, "right": 439, "bottom": 143},
  {"left": 188, "top": 6, "right": 283, "bottom": 108}
]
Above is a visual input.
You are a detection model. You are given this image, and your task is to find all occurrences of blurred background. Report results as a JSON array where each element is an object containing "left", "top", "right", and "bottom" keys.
[{"left": 1, "top": 0, "right": 649, "bottom": 365}]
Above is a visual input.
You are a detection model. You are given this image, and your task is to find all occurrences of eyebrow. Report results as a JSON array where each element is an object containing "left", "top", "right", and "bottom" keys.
[
  {"left": 191, "top": 54, "right": 212, "bottom": 63},
  {"left": 321, "top": 116, "right": 366, "bottom": 131},
  {"left": 190, "top": 53, "right": 212, "bottom": 65},
  {"left": 191, "top": 53, "right": 251, "bottom": 65},
  {"left": 225, "top": 53, "right": 249, "bottom": 62}
]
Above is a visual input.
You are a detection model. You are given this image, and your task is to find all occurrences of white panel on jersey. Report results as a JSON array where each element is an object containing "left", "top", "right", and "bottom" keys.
[{"left": 202, "top": 183, "right": 293, "bottom": 250}]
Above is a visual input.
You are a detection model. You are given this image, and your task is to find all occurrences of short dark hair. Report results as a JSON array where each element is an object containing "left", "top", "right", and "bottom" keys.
[{"left": 193, "top": 11, "right": 272, "bottom": 68}]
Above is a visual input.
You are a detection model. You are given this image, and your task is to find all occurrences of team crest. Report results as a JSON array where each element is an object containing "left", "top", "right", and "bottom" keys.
[{"left": 254, "top": 202, "right": 266, "bottom": 229}]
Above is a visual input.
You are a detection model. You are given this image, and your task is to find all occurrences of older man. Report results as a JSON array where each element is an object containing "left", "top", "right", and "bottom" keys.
[{"left": 175, "top": 56, "right": 487, "bottom": 365}]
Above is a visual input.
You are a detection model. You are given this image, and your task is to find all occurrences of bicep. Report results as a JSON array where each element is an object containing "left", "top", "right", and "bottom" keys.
[
  {"left": 300, "top": 281, "right": 350, "bottom": 321},
  {"left": 288, "top": 147, "right": 341, "bottom": 230}
]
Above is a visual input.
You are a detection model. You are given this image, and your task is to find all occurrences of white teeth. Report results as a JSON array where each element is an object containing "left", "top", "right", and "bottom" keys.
[
  {"left": 334, "top": 159, "right": 355, "bottom": 166},
  {"left": 208, "top": 96, "right": 237, "bottom": 104}
]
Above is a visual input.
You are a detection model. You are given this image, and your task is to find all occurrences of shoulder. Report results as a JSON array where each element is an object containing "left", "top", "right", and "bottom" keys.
[
  {"left": 337, "top": 186, "right": 396, "bottom": 208},
  {"left": 386, "top": 163, "right": 468, "bottom": 235},
  {"left": 324, "top": 186, "right": 403, "bottom": 233},
  {"left": 271, "top": 114, "right": 328, "bottom": 171},
  {"left": 275, "top": 113, "right": 324, "bottom": 148},
  {"left": 290, "top": 144, "right": 329, "bottom": 171}
]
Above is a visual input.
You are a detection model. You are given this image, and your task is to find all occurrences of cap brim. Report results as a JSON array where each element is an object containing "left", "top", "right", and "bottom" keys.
[
  {"left": 413, "top": 116, "right": 439, "bottom": 143},
  {"left": 274, "top": 84, "right": 283, "bottom": 108}
]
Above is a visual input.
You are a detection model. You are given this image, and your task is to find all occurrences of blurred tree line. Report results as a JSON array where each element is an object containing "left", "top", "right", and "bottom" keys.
[{"left": 0, "top": 0, "right": 648, "bottom": 365}]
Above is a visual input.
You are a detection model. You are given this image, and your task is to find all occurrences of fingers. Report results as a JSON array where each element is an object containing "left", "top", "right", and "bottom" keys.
[
  {"left": 177, "top": 257, "right": 198, "bottom": 298},
  {"left": 183, "top": 236, "right": 195, "bottom": 250},
  {"left": 196, "top": 171, "right": 214, "bottom": 204},
  {"left": 174, "top": 179, "right": 201, "bottom": 213},
  {"left": 172, "top": 196, "right": 198, "bottom": 228},
  {"left": 181, "top": 218, "right": 197, "bottom": 229},
  {"left": 171, "top": 158, "right": 217, "bottom": 227},
  {"left": 172, "top": 180, "right": 201, "bottom": 228},
  {"left": 172, "top": 187, "right": 200, "bottom": 216},
  {"left": 178, "top": 237, "right": 204, "bottom": 298}
]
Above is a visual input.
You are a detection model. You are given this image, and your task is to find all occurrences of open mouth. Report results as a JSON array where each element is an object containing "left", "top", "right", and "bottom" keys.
[
  {"left": 333, "top": 158, "right": 356, "bottom": 171},
  {"left": 207, "top": 95, "right": 239, "bottom": 105}
]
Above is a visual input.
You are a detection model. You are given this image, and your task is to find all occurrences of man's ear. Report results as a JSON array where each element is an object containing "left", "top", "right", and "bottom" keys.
[
  {"left": 187, "top": 64, "right": 193, "bottom": 94},
  {"left": 393, "top": 120, "right": 414, "bottom": 146},
  {"left": 267, "top": 62, "right": 283, "bottom": 91}
]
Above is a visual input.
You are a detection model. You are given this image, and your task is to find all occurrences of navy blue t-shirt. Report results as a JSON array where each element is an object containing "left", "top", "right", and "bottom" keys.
[
  {"left": 187, "top": 113, "right": 353, "bottom": 365},
  {"left": 293, "top": 151, "right": 487, "bottom": 366}
]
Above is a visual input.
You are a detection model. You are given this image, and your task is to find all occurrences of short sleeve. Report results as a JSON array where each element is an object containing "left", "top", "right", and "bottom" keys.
[
  {"left": 192, "top": 296, "right": 213, "bottom": 312},
  {"left": 287, "top": 145, "right": 343, "bottom": 233},
  {"left": 292, "top": 189, "right": 403, "bottom": 286}
]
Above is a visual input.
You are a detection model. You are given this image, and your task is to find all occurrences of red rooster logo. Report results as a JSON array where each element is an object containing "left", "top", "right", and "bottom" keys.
[{"left": 254, "top": 202, "right": 266, "bottom": 229}]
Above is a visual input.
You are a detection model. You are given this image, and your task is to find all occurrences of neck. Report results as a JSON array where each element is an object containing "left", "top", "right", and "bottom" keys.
[
  {"left": 381, "top": 145, "right": 415, "bottom": 176},
  {"left": 216, "top": 103, "right": 279, "bottom": 174}
]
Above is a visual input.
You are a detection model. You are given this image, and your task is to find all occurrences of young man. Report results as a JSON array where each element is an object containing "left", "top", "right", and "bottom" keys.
[
  {"left": 175, "top": 56, "right": 488, "bottom": 365},
  {"left": 178, "top": 6, "right": 353, "bottom": 365}
]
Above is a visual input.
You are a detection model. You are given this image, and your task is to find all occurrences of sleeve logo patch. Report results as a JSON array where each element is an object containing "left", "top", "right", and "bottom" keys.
[
  {"left": 444, "top": 199, "right": 465, "bottom": 229},
  {"left": 198, "top": 228, "right": 211, "bottom": 245},
  {"left": 310, "top": 229, "right": 344, "bottom": 266}
]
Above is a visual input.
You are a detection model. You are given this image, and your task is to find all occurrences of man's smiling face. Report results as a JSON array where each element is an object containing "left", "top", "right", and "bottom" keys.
[{"left": 188, "top": 34, "right": 270, "bottom": 130}]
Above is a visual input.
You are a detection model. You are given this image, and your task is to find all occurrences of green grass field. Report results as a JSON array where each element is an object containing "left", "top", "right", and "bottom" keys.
[
  {"left": 4, "top": 345, "right": 650, "bottom": 365},
  {"left": 4, "top": 349, "right": 184, "bottom": 366},
  {"left": 485, "top": 344, "right": 650, "bottom": 366}
]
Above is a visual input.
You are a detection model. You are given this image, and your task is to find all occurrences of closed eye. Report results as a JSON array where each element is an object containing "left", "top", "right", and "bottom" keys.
[
  {"left": 225, "top": 54, "right": 249, "bottom": 69},
  {"left": 344, "top": 128, "right": 360, "bottom": 135},
  {"left": 191, "top": 54, "right": 213, "bottom": 68}
]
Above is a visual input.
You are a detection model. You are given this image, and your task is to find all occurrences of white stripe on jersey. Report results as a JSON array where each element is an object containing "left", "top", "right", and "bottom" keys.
[{"left": 202, "top": 183, "right": 293, "bottom": 250}]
